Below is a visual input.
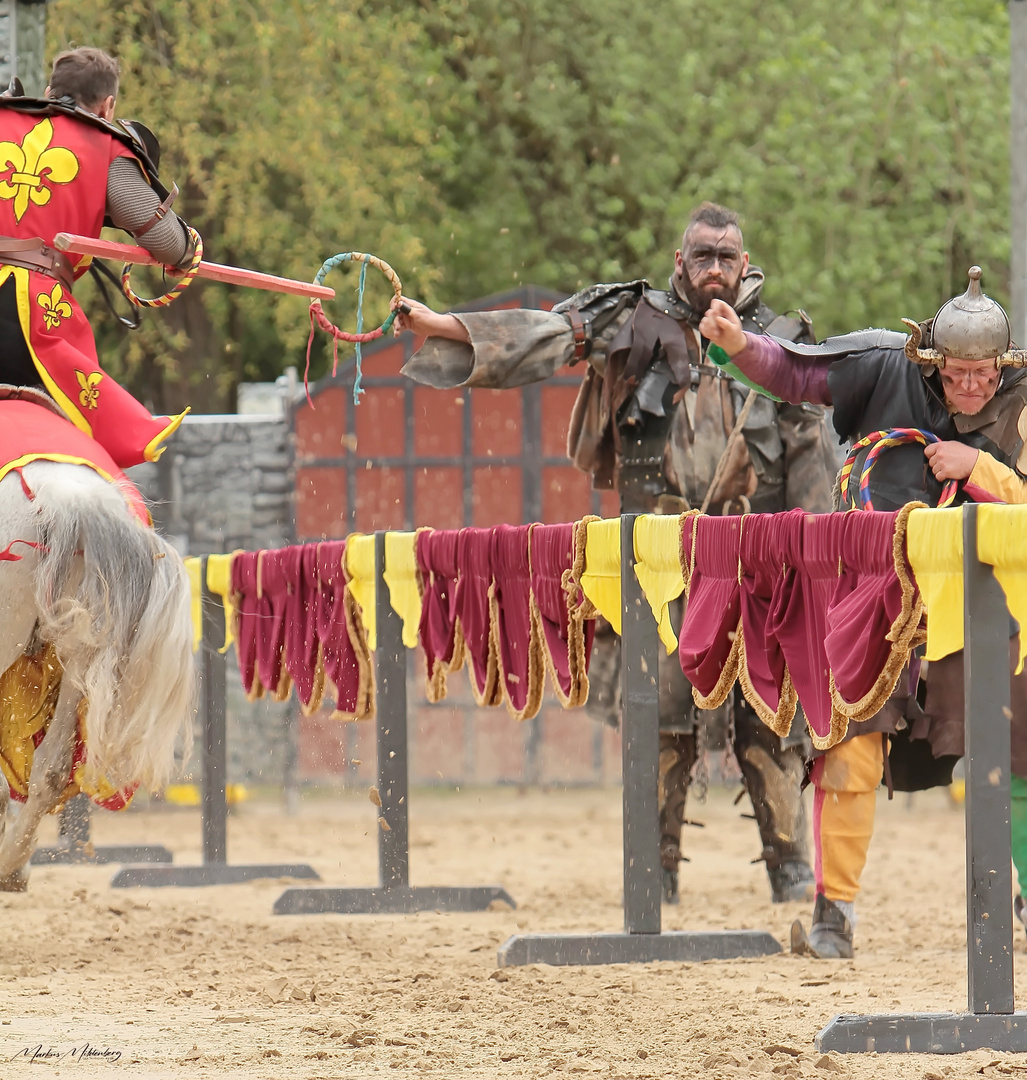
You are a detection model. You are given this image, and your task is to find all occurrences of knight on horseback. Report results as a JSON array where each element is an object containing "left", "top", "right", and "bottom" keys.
[
  {"left": 0, "top": 45, "right": 197, "bottom": 467},
  {"left": 0, "top": 47, "right": 198, "bottom": 887}
]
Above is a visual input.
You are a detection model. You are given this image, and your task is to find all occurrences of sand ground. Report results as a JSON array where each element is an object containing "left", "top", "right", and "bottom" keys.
[{"left": 0, "top": 783, "right": 1023, "bottom": 1079}]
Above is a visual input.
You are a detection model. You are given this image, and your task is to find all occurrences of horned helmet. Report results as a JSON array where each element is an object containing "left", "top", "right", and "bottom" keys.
[{"left": 903, "top": 266, "right": 1027, "bottom": 370}]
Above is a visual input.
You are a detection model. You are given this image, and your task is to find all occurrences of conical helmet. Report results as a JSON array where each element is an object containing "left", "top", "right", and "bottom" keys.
[
  {"left": 903, "top": 266, "right": 1026, "bottom": 368},
  {"left": 932, "top": 267, "right": 1010, "bottom": 360}
]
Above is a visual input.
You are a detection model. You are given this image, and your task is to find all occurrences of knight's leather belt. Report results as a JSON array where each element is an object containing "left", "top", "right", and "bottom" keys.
[{"left": 0, "top": 236, "right": 75, "bottom": 293}]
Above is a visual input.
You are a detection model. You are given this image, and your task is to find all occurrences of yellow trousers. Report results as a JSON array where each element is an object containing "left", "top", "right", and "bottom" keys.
[{"left": 812, "top": 733, "right": 884, "bottom": 903}]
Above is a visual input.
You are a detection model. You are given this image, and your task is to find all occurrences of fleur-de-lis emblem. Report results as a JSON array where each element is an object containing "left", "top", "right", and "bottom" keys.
[
  {"left": 36, "top": 281, "right": 72, "bottom": 330},
  {"left": 75, "top": 369, "right": 102, "bottom": 410},
  {"left": 0, "top": 118, "right": 79, "bottom": 222}
]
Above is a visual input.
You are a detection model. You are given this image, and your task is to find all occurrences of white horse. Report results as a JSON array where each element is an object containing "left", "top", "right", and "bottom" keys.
[{"left": 0, "top": 426, "right": 194, "bottom": 887}]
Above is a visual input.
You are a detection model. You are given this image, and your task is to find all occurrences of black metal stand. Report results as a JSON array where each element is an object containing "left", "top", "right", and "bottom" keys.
[
  {"left": 112, "top": 556, "right": 319, "bottom": 888},
  {"left": 31, "top": 793, "right": 173, "bottom": 866},
  {"left": 497, "top": 514, "right": 780, "bottom": 967},
  {"left": 817, "top": 504, "right": 1027, "bottom": 1054},
  {"left": 274, "top": 531, "right": 515, "bottom": 915}
]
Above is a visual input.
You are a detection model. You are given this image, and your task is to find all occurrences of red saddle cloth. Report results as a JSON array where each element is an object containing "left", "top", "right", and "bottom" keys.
[
  {"left": 678, "top": 515, "right": 743, "bottom": 708},
  {"left": 490, "top": 524, "right": 543, "bottom": 720},
  {"left": 736, "top": 510, "right": 803, "bottom": 736},
  {"left": 230, "top": 550, "right": 264, "bottom": 700},
  {"left": 453, "top": 527, "right": 501, "bottom": 706},
  {"left": 765, "top": 512, "right": 847, "bottom": 747},
  {"left": 314, "top": 540, "right": 373, "bottom": 721},
  {"left": 415, "top": 528, "right": 464, "bottom": 702},
  {"left": 254, "top": 548, "right": 294, "bottom": 703},
  {"left": 0, "top": 396, "right": 148, "bottom": 523},
  {"left": 281, "top": 544, "right": 321, "bottom": 713},
  {"left": 529, "top": 522, "right": 595, "bottom": 708},
  {"left": 824, "top": 507, "right": 922, "bottom": 725}
]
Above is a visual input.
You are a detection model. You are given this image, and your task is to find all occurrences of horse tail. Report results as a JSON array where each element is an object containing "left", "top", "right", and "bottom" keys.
[{"left": 28, "top": 462, "right": 194, "bottom": 791}]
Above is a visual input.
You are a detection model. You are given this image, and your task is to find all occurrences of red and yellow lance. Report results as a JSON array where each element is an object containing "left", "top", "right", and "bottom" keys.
[{"left": 52, "top": 231, "right": 337, "bottom": 301}]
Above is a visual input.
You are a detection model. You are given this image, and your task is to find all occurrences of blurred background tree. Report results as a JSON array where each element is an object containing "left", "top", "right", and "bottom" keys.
[{"left": 48, "top": 0, "right": 1010, "bottom": 409}]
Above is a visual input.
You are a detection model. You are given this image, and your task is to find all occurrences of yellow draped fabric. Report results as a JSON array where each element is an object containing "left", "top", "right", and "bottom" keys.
[
  {"left": 977, "top": 504, "right": 1027, "bottom": 674},
  {"left": 633, "top": 514, "right": 685, "bottom": 653},
  {"left": 205, "top": 553, "right": 238, "bottom": 654},
  {"left": 183, "top": 556, "right": 202, "bottom": 653},
  {"left": 384, "top": 531, "right": 422, "bottom": 650},
  {"left": 345, "top": 533, "right": 377, "bottom": 651},
  {"left": 580, "top": 518, "right": 622, "bottom": 633},
  {"left": 905, "top": 507, "right": 963, "bottom": 661}
]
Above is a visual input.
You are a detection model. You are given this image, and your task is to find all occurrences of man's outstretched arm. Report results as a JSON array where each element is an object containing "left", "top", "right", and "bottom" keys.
[
  {"left": 699, "top": 298, "right": 833, "bottom": 405},
  {"left": 393, "top": 296, "right": 577, "bottom": 390}
]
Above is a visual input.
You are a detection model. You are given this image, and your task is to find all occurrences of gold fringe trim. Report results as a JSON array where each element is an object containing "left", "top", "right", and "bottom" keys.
[
  {"left": 806, "top": 706, "right": 850, "bottom": 752},
  {"left": 678, "top": 509, "right": 702, "bottom": 595},
  {"left": 735, "top": 630, "right": 798, "bottom": 738},
  {"left": 327, "top": 584, "right": 375, "bottom": 721},
  {"left": 568, "top": 514, "right": 601, "bottom": 619},
  {"left": 490, "top": 583, "right": 546, "bottom": 722},
  {"left": 691, "top": 614, "right": 742, "bottom": 710},
  {"left": 454, "top": 607, "right": 502, "bottom": 708},
  {"left": 829, "top": 501, "right": 926, "bottom": 722},
  {"left": 301, "top": 643, "right": 327, "bottom": 717}
]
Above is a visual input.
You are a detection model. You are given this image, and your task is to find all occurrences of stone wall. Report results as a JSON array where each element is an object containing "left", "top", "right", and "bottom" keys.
[
  {"left": 126, "top": 414, "right": 294, "bottom": 556},
  {"left": 127, "top": 413, "right": 299, "bottom": 792}
]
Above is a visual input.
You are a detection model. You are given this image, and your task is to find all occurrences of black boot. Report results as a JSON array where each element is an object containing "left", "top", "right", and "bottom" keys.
[
  {"left": 790, "top": 893, "right": 853, "bottom": 958},
  {"left": 662, "top": 866, "right": 679, "bottom": 906},
  {"left": 732, "top": 703, "right": 815, "bottom": 904},
  {"left": 658, "top": 730, "right": 697, "bottom": 905},
  {"left": 767, "top": 859, "right": 816, "bottom": 904}
]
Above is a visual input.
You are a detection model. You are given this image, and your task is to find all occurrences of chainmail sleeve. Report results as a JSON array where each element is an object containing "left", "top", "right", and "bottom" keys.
[{"left": 106, "top": 156, "right": 193, "bottom": 267}]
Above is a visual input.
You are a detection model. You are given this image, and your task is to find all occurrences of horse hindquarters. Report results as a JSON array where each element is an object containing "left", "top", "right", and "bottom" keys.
[{"left": 25, "top": 461, "right": 194, "bottom": 792}]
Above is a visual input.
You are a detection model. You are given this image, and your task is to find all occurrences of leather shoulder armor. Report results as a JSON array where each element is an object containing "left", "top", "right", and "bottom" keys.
[
  {"left": 554, "top": 279, "right": 647, "bottom": 318},
  {"left": 770, "top": 327, "right": 907, "bottom": 360}
]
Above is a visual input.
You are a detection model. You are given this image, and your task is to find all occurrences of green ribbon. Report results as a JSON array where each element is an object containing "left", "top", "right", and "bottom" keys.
[{"left": 706, "top": 343, "right": 781, "bottom": 401}]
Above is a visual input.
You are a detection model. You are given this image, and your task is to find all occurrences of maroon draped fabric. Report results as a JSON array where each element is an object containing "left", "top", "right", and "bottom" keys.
[
  {"left": 529, "top": 522, "right": 595, "bottom": 707},
  {"left": 415, "top": 528, "right": 463, "bottom": 702},
  {"left": 453, "top": 527, "right": 501, "bottom": 706},
  {"left": 282, "top": 544, "right": 321, "bottom": 712},
  {"left": 737, "top": 510, "right": 803, "bottom": 734},
  {"left": 490, "top": 523, "right": 541, "bottom": 719},
  {"left": 255, "top": 547, "right": 294, "bottom": 702},
  {"left": 825, "top": 508, "right": 921, "bottom": 719},
  {"left": 230, "top": 550, "right": 263, "bottom": 700},
  {"left": 767, "top": 512, "right": 846, "bottom": 746},
  {"left": 315, "top": 540, "right": 372, "bottom": 720},
  {"left": 678, "top": 515, "right": 742, "bottom": 707}
]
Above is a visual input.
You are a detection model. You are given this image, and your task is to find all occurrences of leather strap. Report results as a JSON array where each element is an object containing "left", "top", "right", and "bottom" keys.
[
  {"left": 0, "top": 236, "right": 75, "bottom": 293},
  {"left": 566, "top": 305, "right": 591, "bottom": 363},
  {"left": 133, "top": 181, "right": 179, "bottom": 239}
]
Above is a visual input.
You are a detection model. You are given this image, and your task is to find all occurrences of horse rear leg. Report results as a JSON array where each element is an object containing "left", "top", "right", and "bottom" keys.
[{"left": 0, "top": 678, "right": 80, "bottom": 889}]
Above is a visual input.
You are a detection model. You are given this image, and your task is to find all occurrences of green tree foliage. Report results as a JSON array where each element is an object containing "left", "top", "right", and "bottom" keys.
[
  {"left": 47, "top": 0, "right": 1012, "bottom": 409},
  {"left": 48, "top": 0, "right": 448, "bottom": 411},
  {"left": 409, "top": 0, "right": 1011, "bottom": 334}
]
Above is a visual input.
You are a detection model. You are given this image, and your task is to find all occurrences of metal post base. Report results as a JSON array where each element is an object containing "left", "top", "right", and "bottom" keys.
[
  {"left": 31, "top": 843, "right": 173, "bottom": 866},
  {"left": 110, "top": 863, "right": 320, "bottom": 888},
  {"left": 497, "top": 929, "right": 781, "bottom": 968},
  {"left": 816, "top": 1012, "right": 1027, "bottom": 1055},
  {"left": 273, "top": 884, "right": 516, "bottom": 916}
]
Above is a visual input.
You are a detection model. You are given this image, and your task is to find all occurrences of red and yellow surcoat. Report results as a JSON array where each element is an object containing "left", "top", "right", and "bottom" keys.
[{"left": 0, "top": 110, "right": 186, "bottom": 467}]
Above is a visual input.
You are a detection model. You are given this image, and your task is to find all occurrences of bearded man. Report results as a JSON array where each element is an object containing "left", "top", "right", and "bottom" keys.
[
  {"left": 396, "top": 202, "right": 838, "bottom": 905},
  {"left": 700, "top": 265, "right": 1027, "bottom": 956}
]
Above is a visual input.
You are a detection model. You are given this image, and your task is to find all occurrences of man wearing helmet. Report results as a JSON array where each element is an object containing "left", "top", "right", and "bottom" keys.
[{"left": 700, "top": 266, "right": 1027, "bottom": 957}]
